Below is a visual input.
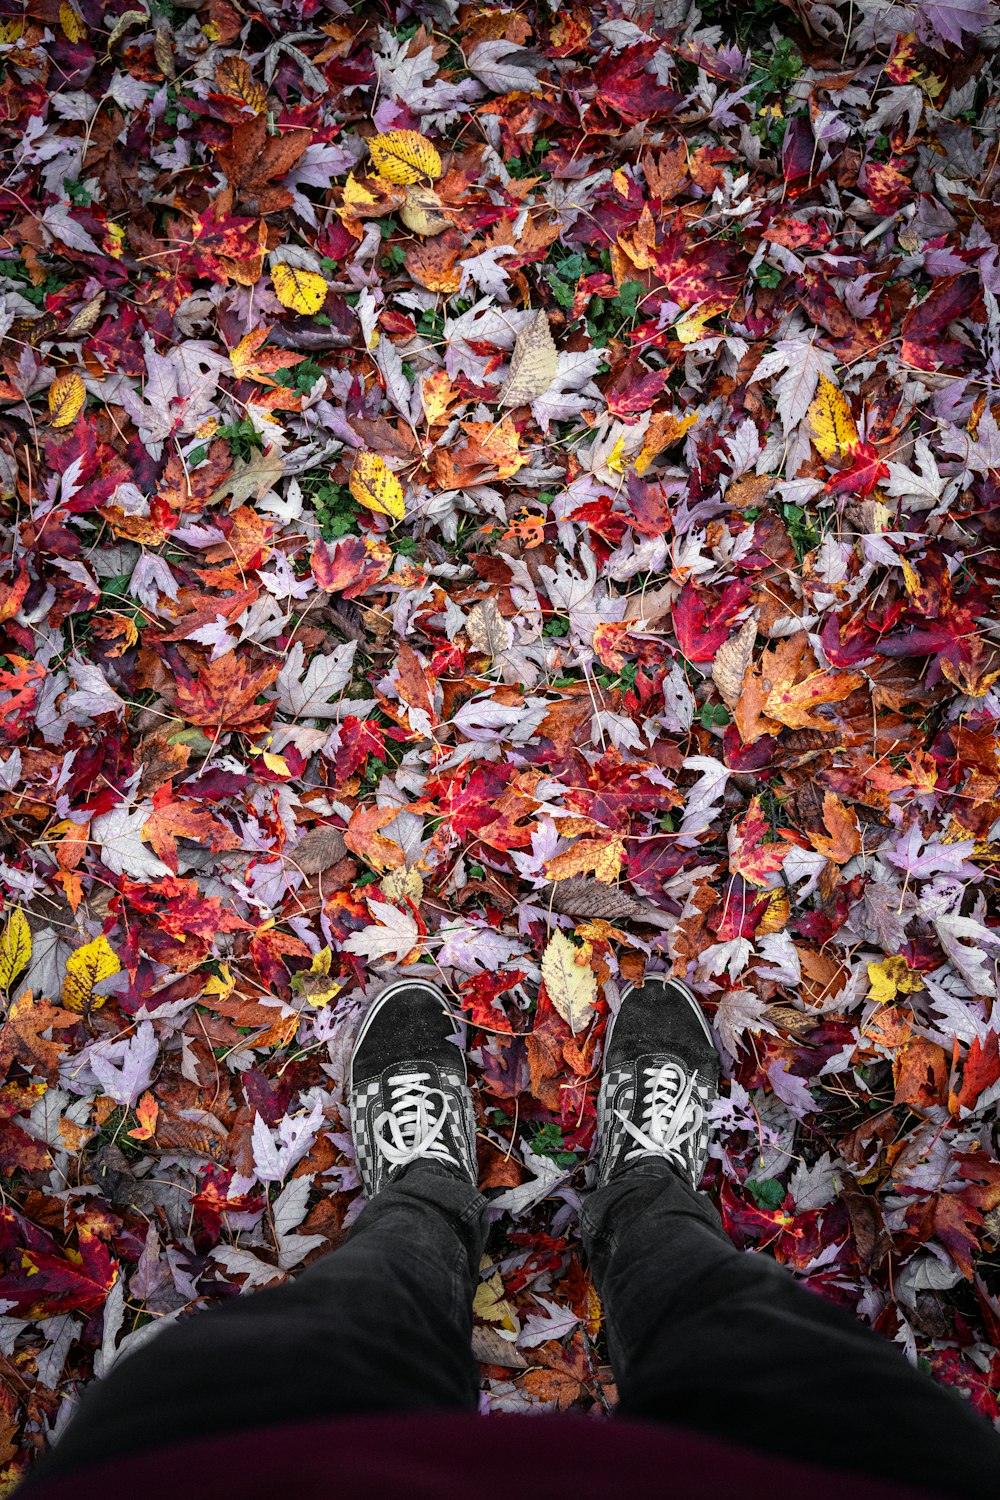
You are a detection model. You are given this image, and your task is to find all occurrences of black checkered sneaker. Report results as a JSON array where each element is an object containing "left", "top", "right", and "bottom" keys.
[
  {"left": 596, "top": 975, "right": 719, "bottom": 1189},
  {"left": 349, "top": 978, "right": 477, "bottom": 1197}
]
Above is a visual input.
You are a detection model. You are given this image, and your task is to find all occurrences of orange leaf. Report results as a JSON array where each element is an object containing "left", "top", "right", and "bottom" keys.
[
  {"left": 144, "top": 789, "right": 241, "bottom": 873},
  {"left": 127, "top": 1091, "right": 158, "bottom": 1141},
  {"left": 344, "top": 804, "right": 406, "bottom": 872},
  {"left": 175, "top": 652, "right": 279, "bottom": 733},
  {"left": 809, "top": 792, "right": 861, "bottom": 864}
]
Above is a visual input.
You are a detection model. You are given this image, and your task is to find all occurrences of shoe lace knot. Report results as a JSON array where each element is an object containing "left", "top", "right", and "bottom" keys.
[
  {"left": 374, "top": 1071, "right": 459, "bottom": 1171},
  {"left": 617, "top": 1061, "right": 703, "bottom": 1171}
]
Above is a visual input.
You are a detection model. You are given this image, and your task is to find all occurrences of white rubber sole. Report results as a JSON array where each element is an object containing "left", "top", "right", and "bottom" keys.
[{"left": 348, "top": 977, "right": 465, "bottom": 1093}]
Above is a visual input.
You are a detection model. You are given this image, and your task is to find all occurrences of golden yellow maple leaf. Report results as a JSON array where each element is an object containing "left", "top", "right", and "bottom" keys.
[
  {"left": 349, "top": 452, "right": 406, "bottom": 521},
  {"left": 0, "top": 909, "right": 31, "bottom": 991},
  {"left": 867, "top": 954, "right": 924, "bottom": 1005},
  {"left": 369, "top": 130, "right": 442, "bottom": 185},
  {"left": 62, "top": 935, "right": 120, "bottom": 1013},
  {"left": 48, "top": 372, "right": 86, "bottom": 428},
  {"left": 270, "top": 264, "right": 328, "bottom": 315},
  {"left": 204, "top": 964, "right": 236, "bottom": 1003},
  {"left": 807, "top": 376, "right": 859, "bottom": 461},
  {"left": 474, "top": 1271, "right": 517, "bottom": 1332}
]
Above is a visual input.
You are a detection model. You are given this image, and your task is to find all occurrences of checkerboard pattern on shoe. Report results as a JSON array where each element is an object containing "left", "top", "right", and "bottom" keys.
[
  {"left": 349, "top": 980, "right": 477, "bottom": 1198},
  {"left": 596, "top": 976, "right": 720, "bottom": 1190}
]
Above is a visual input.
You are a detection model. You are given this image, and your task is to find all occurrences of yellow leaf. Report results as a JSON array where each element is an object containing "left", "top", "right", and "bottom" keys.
[
  {"left": 606, "top": 433, "right": 628, "bottom": 474},
  {"left": 270, "top": 264, "right": 328, "bottom": 315},
  {"left": 204, "top": 964, "right": 235, "bottom": 1003},
  {"left": 545, "top": 838, "right": 625, "bottom": 885},
  {"left": 263, "top": 752, "right": 291, "bottom": 776},
  {"left": 474, "top": 1271, "right": 517, "bottom": 1332},
  {"left": 368, "top": 130, "right": 442, "bottom": 186},
  {"left": 758, "top": 888, "right": 790, "bottom": 936},
  {"left": 288, "top": 947, "right": 342, "bottom": 1008},
  {"left": 541, "top": 929, "right": 598, "bottom": 1034},
  {"left": 59, "top": 2, "right": 86, "bottom": 41},
  {"left": 867, "top": 954, "right": 924, "bottom": 1006},
  {"left": 343, "top": 172, "right": 380, "bottom": 209},
  {"left": 349, "top": 451, "right": 406, "bottom": 521},
  {"left": 48, "top": 372, "right": 86, "bottom": 428},
  {"left": 674, "top": 300, "right": 725, "bottom": 344},
  {"left": 62, "top": 935, "right": 120, "bottom": 1013},
  {"left": 399, "top": 185, "right": 451, "bottom": 237},
  {"left": 807, "top": 376, "right": 859, "bottom": 461},
  {"left": 0, "top": 909, "right": 31, "bottom": 991},
  {"left": 901, "top": 559, "right": 922, "bottom": 597}
]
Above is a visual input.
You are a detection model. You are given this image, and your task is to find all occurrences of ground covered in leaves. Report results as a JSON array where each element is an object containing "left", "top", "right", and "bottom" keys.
[{"left": 3, "top": 0, "right": 1000, "bottom": 1473}]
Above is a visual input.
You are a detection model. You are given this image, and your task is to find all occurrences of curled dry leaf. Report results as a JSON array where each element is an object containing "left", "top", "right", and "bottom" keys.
[{"left": 711, "top": 614, "right": 758, "bottom": 710}]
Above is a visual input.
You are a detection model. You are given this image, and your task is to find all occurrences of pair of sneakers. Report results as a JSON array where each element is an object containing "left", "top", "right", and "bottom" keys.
[{"left": 349, "top": 975, "right": 719, "bottom": 1198}]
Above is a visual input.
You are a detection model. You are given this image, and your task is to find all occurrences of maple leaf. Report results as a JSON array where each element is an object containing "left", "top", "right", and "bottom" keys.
[
  {"left": 176, "top": 653, "right": 280, "bottom": 733},
  {"left": 143, "top": 789, "right": 240, "bottom": 873},
  {"left": 728, "top": 798, "right": 795, "bottom": 886}
]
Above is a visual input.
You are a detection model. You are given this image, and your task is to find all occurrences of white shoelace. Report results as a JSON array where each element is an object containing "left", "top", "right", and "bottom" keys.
[
  {"left": 373, "top": 1071, "right": 461, "bottom": 1170},
  {"left": 616, "top": 1061, "right": 704, "bottom": 1170}
]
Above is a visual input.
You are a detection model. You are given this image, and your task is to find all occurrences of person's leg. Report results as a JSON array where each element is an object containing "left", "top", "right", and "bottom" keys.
[
  {"left": 583, "top": 977, "right": 1000, "bottom": 1500},
  {"left": 30, "top": 981, "right": 487, "bottom": 1481}
]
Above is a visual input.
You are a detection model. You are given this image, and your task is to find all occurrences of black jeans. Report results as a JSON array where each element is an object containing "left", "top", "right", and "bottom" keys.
[{"left": 28, "top": 1161, "right": 1000, "bottom": 1496}]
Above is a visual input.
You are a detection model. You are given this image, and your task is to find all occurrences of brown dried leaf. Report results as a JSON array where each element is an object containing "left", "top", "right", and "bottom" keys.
[
  {"left": 290, "top": 825, "right": 348, "bottom": 874},
  {"left": 711, "top": 614, "right": 757, "bottom": 709},
  {"left": 466, "top": 597, "right": 513, "bottom": 659},
  {"left": 498, "top": 310, "right": 558, "bottom": 408}
]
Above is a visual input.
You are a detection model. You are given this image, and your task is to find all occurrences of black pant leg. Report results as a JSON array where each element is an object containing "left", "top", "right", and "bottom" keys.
[
  {"left": 582, "top": 1162, "right": 1000, "bottom": 1500},
  {"left": 29, "top": 1164, "right": 488, "bottom": 1482}
]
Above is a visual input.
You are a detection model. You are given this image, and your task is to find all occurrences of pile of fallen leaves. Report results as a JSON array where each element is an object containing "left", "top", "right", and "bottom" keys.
[{"left": 2, "top": 0, "right": 1000, "bottom": 1470}]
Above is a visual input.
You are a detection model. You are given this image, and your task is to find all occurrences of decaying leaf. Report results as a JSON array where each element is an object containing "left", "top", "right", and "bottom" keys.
[
  {"left": 466, "top": 597, "right": 513, "bottom": 659},
  {"left": 290, "top": 825, "right": 348, "bottom": 873},
  {"left": 498, "top": 310, "right": 558, "bottom": 408},
  {"left": 541, "top": 929, "right": 598, "bottom": 1034},
  {"left": 368, "top": 130, "right": 442, "bottom": 185},
  {"left": 349, "top": 451, "right": 406, "bottom": 520},
  {"left": 48, "top": 372, "right": 86, "bottom": 428},
  {"left": 270, "top": 264, "right": 329, "bottom": 315},
  {"left": 711, "top": 614, "right": 757, "bottom": 709},
  {"left": 62, "top": 936, "right": 120, "bottom": 1013},
  {"left": 0, "top": 909, "right": 31, "bottom": 991}
]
